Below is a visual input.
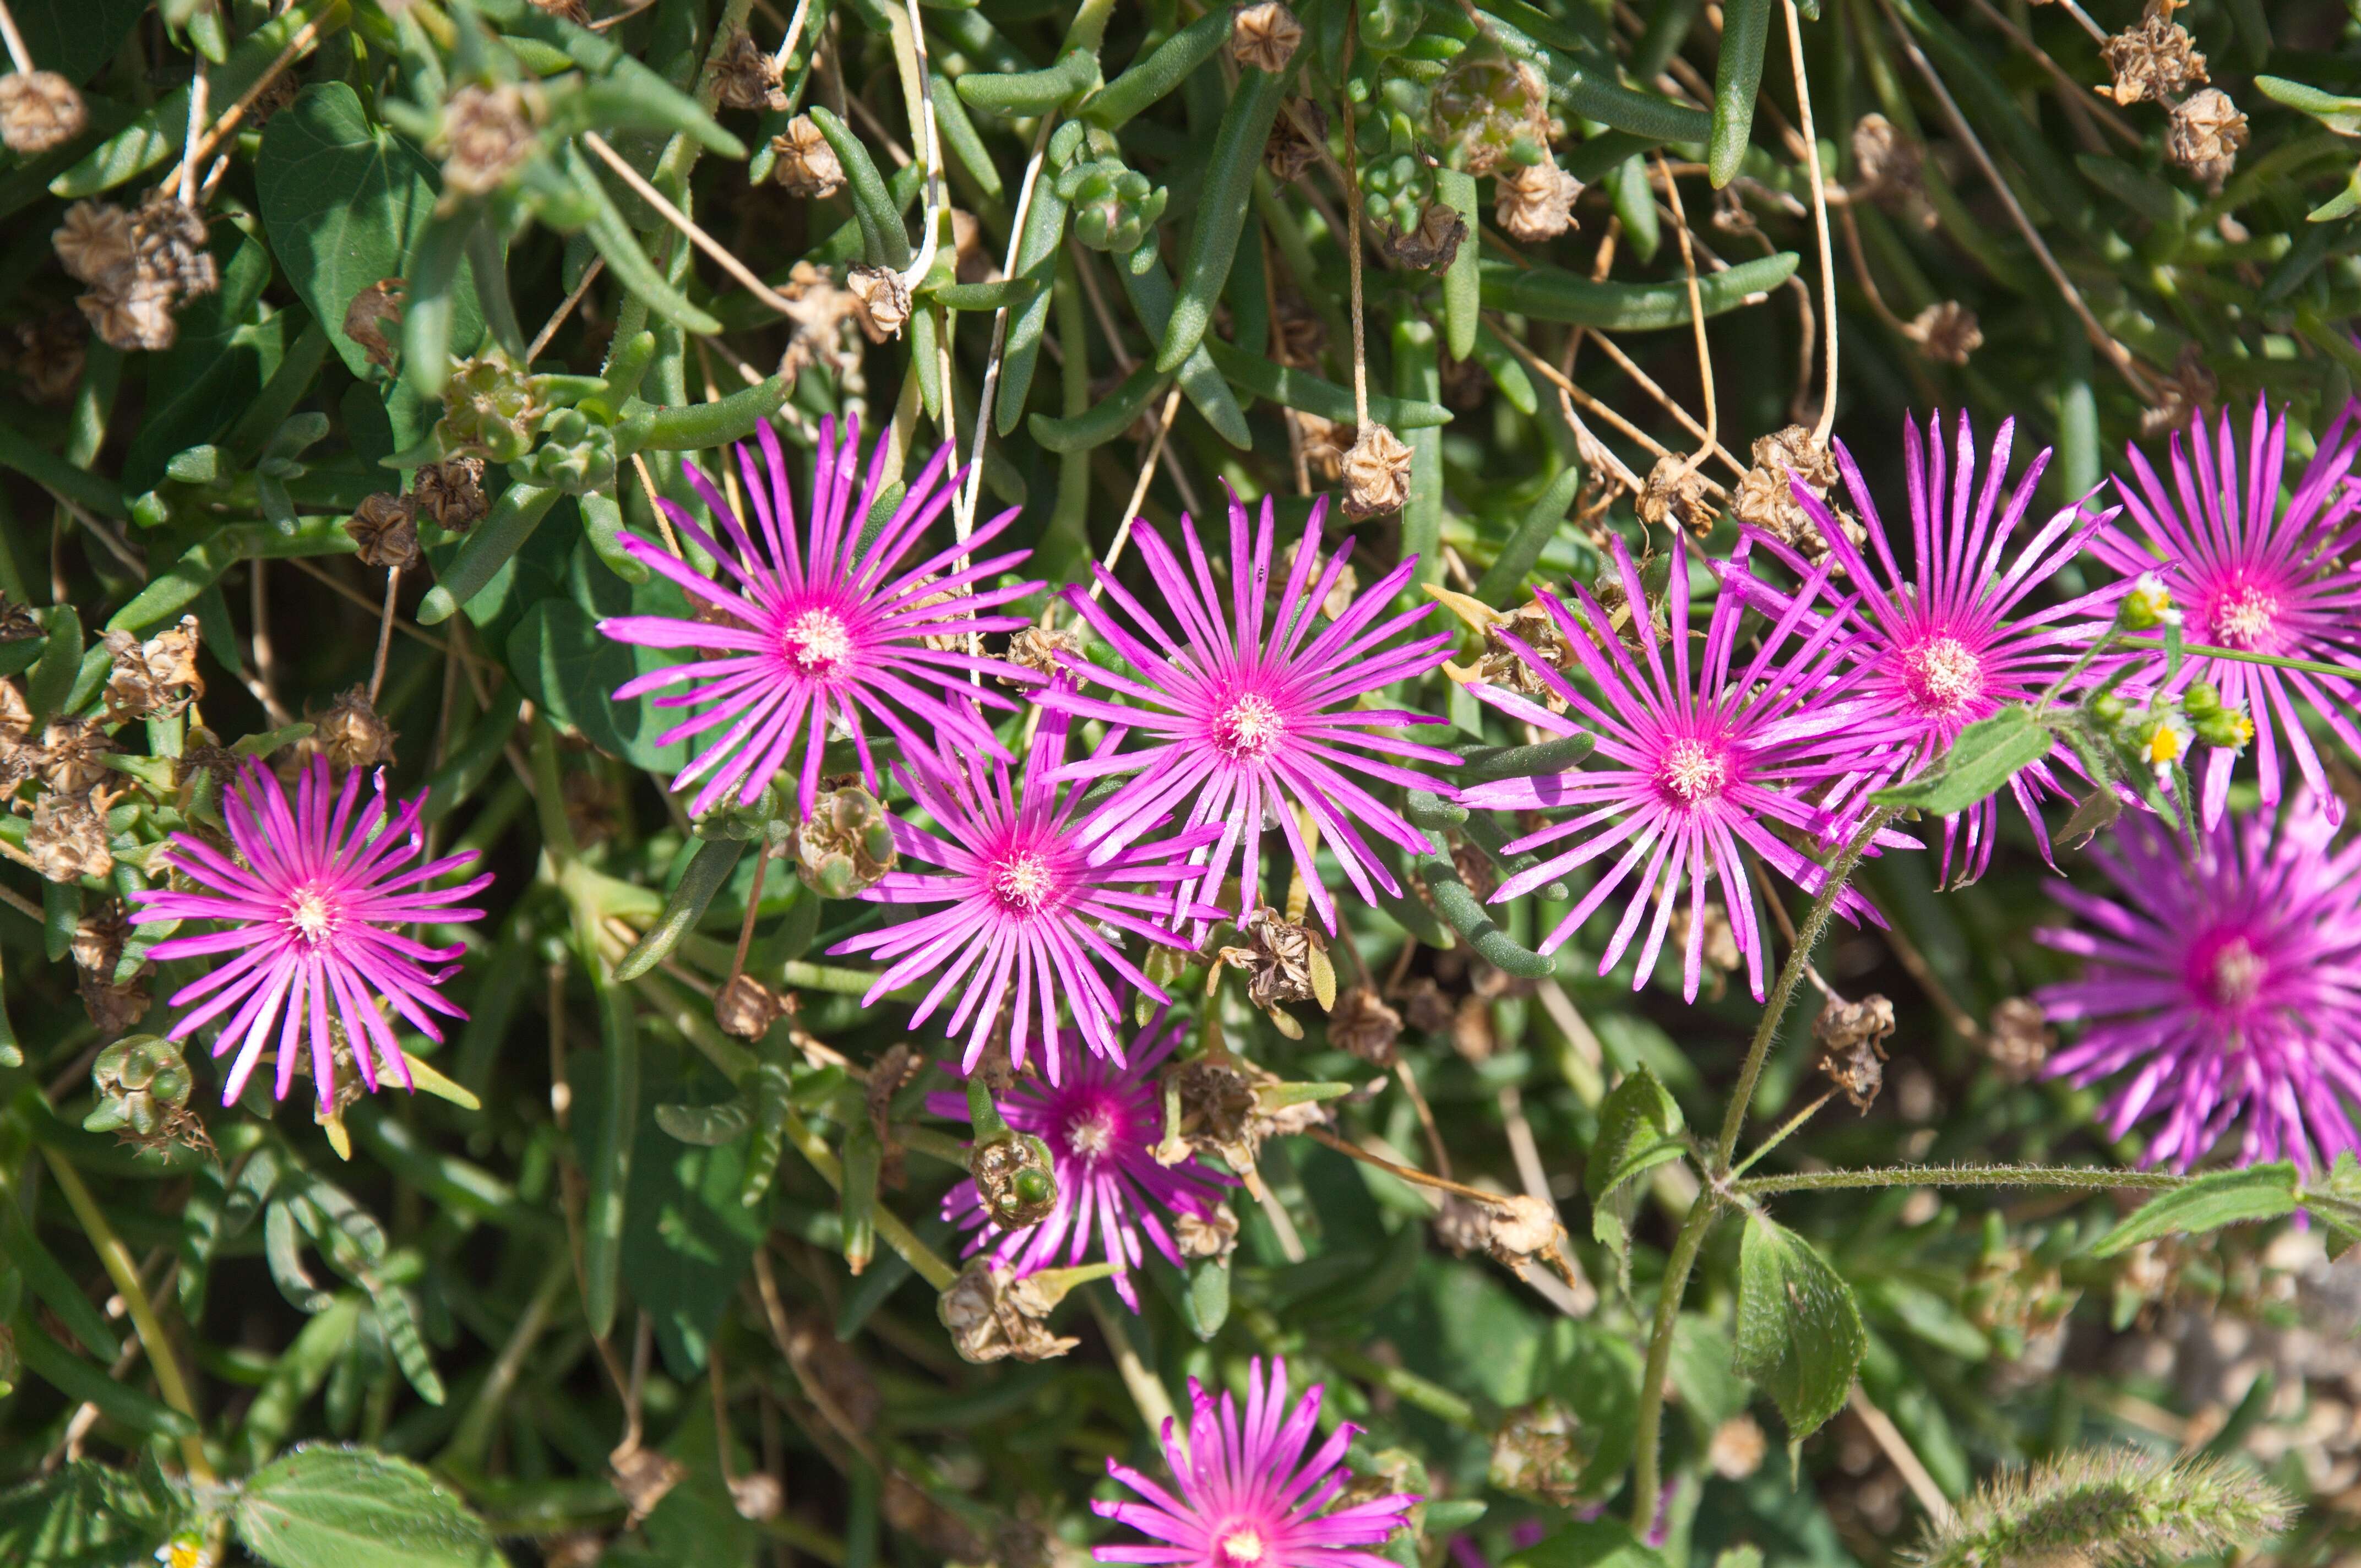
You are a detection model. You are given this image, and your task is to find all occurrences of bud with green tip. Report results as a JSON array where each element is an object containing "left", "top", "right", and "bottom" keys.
[
  {"left": 84, "top": 1033, "right": 194, "bottom": 1140},
  {"left": 2118, "top": 572, "right": 2179, "bottom": 632},
  {"left": 970, "top": 1130, "right": 1059, "bottom": 1229},
  {"left": 1428, "top": 47, "right": 1547, "bottom": 174},
  {"left": 435, "top": 349, "right": 547, "bottom": 464},
  {"left": 520, "top": 406, "right": 619, "bottom": 494},
  {"left": 791, "top": 785, "right": 898, "bottom": 899},
  {"left": 1056, "top": 156, "right": 1169, "bottom": 257}
]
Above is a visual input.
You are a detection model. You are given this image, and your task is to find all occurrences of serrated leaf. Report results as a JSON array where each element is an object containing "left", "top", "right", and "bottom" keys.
[
  {"left": 1734, "top": 1215, "right": 1865, "bottom": 1440},
  {"left": 2306, "top": 1152, "right": 2361, "bottom": 1260},
  {"left": 2089, "top": 1163, "right": 2299, "bottom": 1257},
  {"left": 1873, "top": 706, "right": 2054, "bottom": 815},
  {"left": 236, "top": 1445, "right": 499, "bottom": 1568},
  {"left": 0, "top": 1458, "right": 182, "bottom": 1567},
  {"left": 1585, "top": 1066, "right": 1687, "bottom": 1203}
]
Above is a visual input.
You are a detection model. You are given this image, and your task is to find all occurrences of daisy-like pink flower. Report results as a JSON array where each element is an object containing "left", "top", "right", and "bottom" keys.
[
  {"left": 1460, "top": 535, "right": 1917, "bottom": 1002},
  {"left": 1744, "top": 412, "right": 2124, "bottom": 881},
  {"left": 831, "top": 706, "right": 1220, "bottom": 1075},
  {"left": 2036, "top": 792, "right": 2361, "bottom": 1174},
  {"left": 1036, "top": 491, "right": 1457, "bottom": 934},
  {"left": 129, "top": 758, "right": 492, "bottom": 1109},
  {"left": 599, "top": 415, "right": 1043, "bottom": 820},
  {"left": 932, "top": 1013, "right": 1233, "bottom": 1310},
  {"left": 1094, "top": 1356, "right": 1418, "bottom": 1568},
  {"left": 2092, "top": 396, "right": 2361, "bottom": 827}
]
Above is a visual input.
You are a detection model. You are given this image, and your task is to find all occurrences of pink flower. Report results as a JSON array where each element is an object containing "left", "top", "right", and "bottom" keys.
[
  {"left": 1746, "top": 412, "right": 2123, "bottom": 881},
  {"left": 830, "top": 706, "right": 1220, "bottom": 1075},
  {"left": 2037, "top": 792, "right": 2361, "bottom": 1175},
  {"left": 2093, "top": 396, "right": 2361, "bottom": 826},
  {"left": 932, "top": 1013, "right": 1233, "bottom": 1310},
  {"left": 130, "top": 758, "right": 492, "bottom": 1109},
  {"left": 1460, "top": 535, "right": 1917, "bottom": 1002},
  {"left": 1094, "top": 1357, "right": 1418, "bottom": 1568},
  {"left": 1037, "top": 492, "right": 1456, "bottom": 934},
  {"left": 599, "top": 416, "right": 1043, "bottom": 820}
]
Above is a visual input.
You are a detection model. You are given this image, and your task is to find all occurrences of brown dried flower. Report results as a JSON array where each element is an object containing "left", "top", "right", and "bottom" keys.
[
  {"left": 1986, "top": 997, "right": 2053, "bottom": 1083},
  {"left": 609, "top": 1440, "right": 688, "bottom": 1528},
  {"left": 1000, "top": 625, "right": 1073, "bottom": 687},
  {"left": 777, "top": 261, "right": 865, "bottom": 384},
  {"left": 1849, "top": 113, "right": 1921, "bottom": 201},
  {"left": 1160, "top": 1054, "right": 1329, "bottom": 1179},
  {"left": 9, "top": 313, "right": 85, "bottom": 404},
  {"left": 132, "top": 192, "right": 216, "bottom": 298},
  {"left": 1636, "top": 453, "right": 1717, "bottom": 535},
  {"left": 2142, "top": 342, "right": 2216, "bottom": 438},
  {"left": 1265, "top": 99, "right": 1327, "bottom": 183},
  {"left": 2099, "top": 4, "right": 2207, "bottom": 106},
  {"left": 1295, "top": 411, "right": 1350, "bottom": 481},
  {"left": 440, "top": 84, "right": 541, "bottom": 198},
  {"left": 1341, "top": 422, "right": 1413, "bottom": 519},
  {"left": 53, "top": 200, "right": 133, "bottom": 284},
  {"left": 770, "top": 114, "right": 845, "bottom": 198},
  {"left": 938, "top": 1260, "right": 1081, "bottom": 1364},
  {"left": 27, "top": 791, "right": 112, "bottom": 881},
  {"left": 1733, "top": 425, "right": 1855, "bottom": 562},
  {"left": 1666, "top": 900, "right": 1743, "bottom": 999},
  {"left": 1216, "top": 906, "right": 1331, "bottom": 1016},
  {"left": 35, "top": 717, "right": 113, "bottom": 795},
  {"left": 345, "top": 493, "right": 422, "bottom": 572},
  {"left": 0, "top": 70, "right": 86, "bottom": 155},
  {"left": 1494, "top": 157, "right": 1583, "bottom": 243},
  {"left": 78, "top": 271, "right": 178, "bottom": 352},
  {"left": 1709, "top": 1414, "right": 1769, "bottom": 1480},
  {"left": 412, "top": 455, "right": 489, "bottom": 530},
  {"left": 342, "top": 278, "right": 407, "bottom": 371},
  {"left": 1328, "top": 985, "right": 1403, "bottom": 1065},
  {"left": 1231, "top": 1, "right": 1303, "bottom": 73},
  {"left": 715, "top": 973, "right": 785, "bottom": 1039},
  {"left": 1389, "top": 202, "right": 1467, "bottom": 271},
  {"left": 847, "top": 265, "right": 912, "bottom": 341},
  {"left": 315, "top": 687, "right": 396, "bottom": 769},
  {"left": 101, "top": 614, "right": 204, "bottom": 722},
  {"left": 1435, "top": 1191, "right": 1570, "bottom": 1284},
  {"left": 1472, "top": 600, "right": 1574, "bottom": 710},
  {"left": 0, "top": 598, "right": 36, "bottom": 643},
  {"left": 1910, "top": 300, "right": 1984, "bottom": 366},
  {"left": 1174, "top": 1202, "right": 1240, "bottom": 1263},
  {"left": 1814, "top": 991, "right": 1896, "bottom": 1111},
  {"left": 711, "top": 28, "right": 788, "bottom": 113},
  {"left": 2167, "top": 88, "right": 2246, "bottom": 189}
]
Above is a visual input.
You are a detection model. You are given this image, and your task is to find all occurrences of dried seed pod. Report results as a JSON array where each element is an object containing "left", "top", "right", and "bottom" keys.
[
  {"left": 1636, "top": 454, "right": 1716, "bottom": 535},
  {"left": 1494, "top": 157, "right": 1582, "bottom": 243},
  {"left": 35, "top": 717, "right": 112, "bottom": 795},
  {"left": 1849, "top": 113, "right": 1922, "bottom": 201},
  {"left": 1230, "top": 1, "right": 1303, "bottom": 73},
  {"left": 1326, "top": 985, "right": 1403, "bottom": 1065},
  {"left": 78, "top": 271, "right": 179, "bottom": 352},
  {"left": 1215, "top": 907, "right": 1328, "bottom": 1010},
  {"left": 2099, "top": 3, "right": 2207, "bottom": 106},
  {"left": 1910, "top": 300, "right": 1984, "bottom": 366},
  {"left": 970, "top": 1130, "right": 1059, "bottom": 1229},
  {"left": 776, "top": 261, "right": 866, "bottom": 383},
  {"left": 1986, "top": 997, "right": 2053, "bottom": 1082},
  {"left": 131, "top": 191, "right": 217, "bottom": 299},
  {"left": 411, "top": 456, "right": 489, "bottom": 530},
  {"left": 8, "top": 312, "right": 86, "bottom": 404},
  {"left": 1732, "top": 425, "right": 1856, "bottom": 562},
  {"left": 1341, "top": 422, "right": 1413, "bottom": 519},
  {"left": 847, "top": 265, "right": 912, "bottom": 340},
  {"left": 791, "top": 785, "right": 898, "bottom": 898},
  {"left": 345, "top": 493, "right": 422, "bottom": 571},
  {"left": 100, "top": 614, "right": 204, "bottom": 722},
  {"left": 52, "top": 200, "right": 133, "bottom": 284},
  {"left": 1265, "top": 100, "right": 1327, "bottom": 183},
  {"left": 711, "top": 28, "right": 788, "bottom": 113},
  {"left": 727, "top": 1473, "right": 783, "bottom": 1522},
  {"left": 342, "top": 278, "right": 407, "bottom": 371},
  {"left": 1174, "top": 1202, "right": 1240, "bottom": 1262},
  {"left": 1709, "top": 1414, "right": 1769, "bottom": 1480},
  {"left": 1388, "top": 202, "right": 1467, "bottom": 270},
  {"left": 609, "top": 1441, "right": 688, "bottom": 1527},
  {"left": 26, "top": 791, "right": 113, "bottom": 881},
  {"left": 440, "top": 83, "right": 542, "bottom": 197},
  {"left": 770, "top": 115, "right": 846, "bottom": 198},
  {"left": 0, "top": 70, "right": 87, "bottom": 154},
  {"left": 315, "top": 687, "right": 397, "bottom": 769},
  {"left": 1488, "top": 1402, "right": 1591, "bottom": 1507},
  {"left": 999, "top": 625, "right": 1072, "bottom": 687},
  {"left": 2167, "top": 88, "right": 2247, "bottom": 188},
  {"left": 87, "top": 1035, "right": 194, "bottom": 1140},
  {"left": 937, "top": 1260, "right": 1080, "bottom": 1364},
  {"left": 715, "top": 973, "right": 785, "bottom": 1039},
  {"left": 1430, "top": 50, "right": 1548, "bottom": 176},
  {"left": 0, "top": 598, "right": 36, "bottom": 643},
  {"left": 1814, "top": 991, "right": 1896, "bottom": 1111}
]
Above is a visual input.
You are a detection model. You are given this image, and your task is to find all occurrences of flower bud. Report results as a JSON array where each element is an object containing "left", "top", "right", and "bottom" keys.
[
  {"left": 520, "top": 407, "right": 619, "bottom": 494},
  {"left": 2193, "top": 703, "right": 2255, "bottom": 752},
  {"left": 790, "top": 785, "right": 897, "bottom": 898},
  {"left": 970, "top": 1130, "right": 1059, "bottom": 1229},
  {"left": 2118, "top": 573, "right": 2177, "bottom": 631},
  {"left": 2182, "top": 679, "right": 2221, "bottom": 717},
  {"left": 437, "top": 350, "right": 546, "bottom": 464}
]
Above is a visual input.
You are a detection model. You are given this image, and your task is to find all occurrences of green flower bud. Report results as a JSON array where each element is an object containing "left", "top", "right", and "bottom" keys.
[
  {"left": 2118, "top": 572, "right": 2178, "bottom": 632},
  {"left": 520, "top": 406, "right": 619, "bottom": 494},
  {"left": 436, "top": 349, "right": 546, "bottom": 465}
]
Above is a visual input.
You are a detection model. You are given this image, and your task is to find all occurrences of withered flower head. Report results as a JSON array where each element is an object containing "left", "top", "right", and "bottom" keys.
[
  {"left": 1636, "top": 453, "right": 1717, "bottom": 536},
  {"left": 2167, "top": 88, "right": 2246, "bottom": 189},
  {"left": 938, "top": 1259, "right": 1081, "bottom": 1364},
  {"left": 1389, "top": 202, "right": 1467, "bottom": 271},
  {"left": 791, "top": 785, "right": 897, "bottom": 899},
  {"left": 1341, "top": 422, "right": 1413, "bottom": 519},
  {"left": 2141, "top": 342, "right": 2216, "bottom": 438},
  {"left": 1473, "top": 599, "right": 1575, "bottom": 711},
  {"left": 345, "top": 493, "right": 422, "bottom": 571},
  {"left": 1264, "top": 99, "right": 1327, "bottom": 183},
  {"left": 440, "top": 83, "right": 542, "bottom": 198},
  {"left": 1709, "top": 1414, "right": 1769, "bottom": 1480},
  {"left": 9, "top": 312, "right": 86, "bottom": 405},
  {"left": 1986, "top": 997, "right": 2053, "bottom": 1082},
  {"left": 1434, "top": 1191, "right": 1571, "bottom": 1283},
  {"left": 411, "top": 455, "right": 490, "bottom": 530},
  {"left": 770, "top": 115, "right": 845, "bottom": 198},
  {"left": 1216, "top": 906, "right": 1329, "bottom": 1011},
  {"left": 1174, "top": 1202, "right": 1240, "bottom": 1262},
  {"left": 1814, "top": 991, "right": 1896, "bottom": 1112},
  {"left": 315, "top": 687, "right": 397, "bottom": 769},
  {"left": 27, "top": 790, "right": 113, "bottom": 882},
  {"left": 1910, "top": 300, "right": 1984, "bottom": 366},
  {"left": 132, "top": 191, "right": 217, "bottom": 299},
  {"left": 1733, "top": 425, "right": 1853, "bottom": 560},
  {"left": 2099, "top": 3, "right": 2207, "bottom": 106},
  {"left": 969, "top": 1128, "right": 1059, "bottom": 1229},
  {"left": 53, "top": 200, "right": 133, "bottom": 284},
  {"left": 0, "top": 70, "right": 86, "bottom": 155},
  {"left": 101, "top": 615, "right": 204, "bottom": 723},
  {"left": 712, "top": 28, "right": 788, "bottom": 112},
  {"left": 342, "top": 278, "right": 407, "bottom": 371},
  {"left": 36, "top": 716, "right": 113, "bottom": 795},
  {"left": 714, "top": 972, "right": 785, "bottom": 1039},
  {"left": 1326, "top": 984, "right": 1403, "bottom": 1065},
  {"left": 847, "top": 265, "right": 912, "bottom": 340},
  {"left": 1849, "top": 113, "right": 1922, "bottom": 199},
  {"left": 1230, "top": 2, "right": 1303, "bottom": 74},
  {"left": 1495, "top": 157, "right": 1582, "bottom": 243},
  {"left": 776, "top": 260, "right": 864, "bottom": 384},
  {"left": 999, "top": 625, "right": 1073, "bottom": 687},
  {"left": 0, "top": 597, "right": 39, "bottom": 643},
  {"left": 78, "top": 271, "right": 178, "bottom": 352}
]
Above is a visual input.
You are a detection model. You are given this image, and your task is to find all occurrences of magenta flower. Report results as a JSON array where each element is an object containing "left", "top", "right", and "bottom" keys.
[
  {"left": 1094, "top": 1357, "right": 1418, "bottom": 1568},
  {"left": 931, "top": 1012, "right": 1233, "bottom": 1310},
  {"left": 1036, "top": 491, "right": 1457, "bottom": 934},
  {"left": 129, "top": 758, "right": 492, "bottom": 1109},
  {"left": 1459, "top": 535, "right": 1917, "bottom": 1002},
  {"left": 830, "top": 706, "right": 1220, "bottom": 1075},
  {"left": 1744, "top": 412, "right": 2123, "bottom": 881},
  {"left": 599, "top": 416, "right": 1043, "bottom": 820},
  {"left": 2037, "top": 792, "right": 2361, "bottom": 1174},
  {"left": 2092, "top": 396, "right": 2361, "bottom": 827}
]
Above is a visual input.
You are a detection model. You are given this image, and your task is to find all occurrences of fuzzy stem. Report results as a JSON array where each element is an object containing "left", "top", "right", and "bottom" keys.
[
  {"left": 1735, "top": 1163, "right": 2190, "bottom": 1195},
  {"left": 2118, "top": 633, "right": 2361, "bottom": 682},
  {"left": 1090, "top": 1289, "right": 1183, "bottom": 1448},
  {"left": 1628, "top": 1192, "right": 1716, "bottom": 1529}
]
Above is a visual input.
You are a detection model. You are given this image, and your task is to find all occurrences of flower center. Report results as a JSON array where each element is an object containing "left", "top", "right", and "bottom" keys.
[
  {"left": 1216, "top": 1527, "right": 1269, "bottom": 1568},
  {"left": 1211, "top": 692, "right": 1287, "bottom": 763},
  {"left": 988, "top": 850, "right": 1057, "bottom": 916},
  {"left": 2197, "top": 934, "right": 2267, "bottom": 1011},
  {"left": 1655, "top": 737, "right": 1728, "bottom": 807},
  {"left": 781, "top": 608, "right": 854, "bottom": 677},
  {"left": 1900, "top": 634, "right": 1984, "bottom": 716},
  {"left": 2206, "top": 582, "right": 2279, "bottom": 650},
  {"left": 285, "top": 886, "right": 338, "bottom": 947},
  {"left": 1063, "top": 1103, "right": 1118, "bottom": 1161}
]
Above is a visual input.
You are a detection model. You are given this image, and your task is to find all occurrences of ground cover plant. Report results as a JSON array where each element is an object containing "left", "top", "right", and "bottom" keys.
[{"left": 3, "top": 0, "right": 2361, "bottom": 1564}]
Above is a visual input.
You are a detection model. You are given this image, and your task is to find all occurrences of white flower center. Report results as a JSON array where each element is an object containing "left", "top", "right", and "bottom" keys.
[
  {"left": 1064, "top": 1104, "right": 1117, "bottom": 1160},
  {"left": 1656, "top": 738, "right": 1728, "bottom": 806},
  {"left": 1217, "top": 1528, "right": 1269, "bottom": 1568},
  {"left": 989, "top": 851, "right": 1056, "bottom": 915},
  {"left": 2202, "top": 935, "right": 2266, "bottom": 1009},
  {"left": 285, "top": 888, "right": 337, "bottom": 947},
  {"left": 2209, "top": 583, "right": 2278, "bottom": 649},
  {"left": 1211, "top": 692, "right": 1287, "bottom": 763},
  {"left": 782, "top": 608, "right": 854, "bottom": 676},
  {"left": 1901, "top": 634, "right": 1984, "bottom": 715}
]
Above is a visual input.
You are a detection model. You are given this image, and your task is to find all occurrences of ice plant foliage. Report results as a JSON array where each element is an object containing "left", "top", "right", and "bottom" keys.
[
  {"left": 2094, "top": 396, "right": 2361, "bottom": 826},
  {"left": 1093, "top": 1357, "right": 1418, "bottom": 1568},
  {"left": 1039, "top": 492, "right": 1456, "bottom": 933},
  {"left": 598, "top": 416, "right": 1044, "bottom": 820},
  {"left": 130, "top": 758, "right": 492, "bottom": 1109},
  {"left": 932, "top": 1015, "right": 1233, "bottom": 1309},
  {"left": 832, "top": 706, "right": 1221, "bottom": 1074},
  {"left": 1461, "top": 536, "right": 1916, "bottom": 1001},
  {"left": 1745, "top": 412, "right": 2123, "bottom": 881},
  {"left": 2036, "top": 793, "right": 2361, "bottom": 1174}
]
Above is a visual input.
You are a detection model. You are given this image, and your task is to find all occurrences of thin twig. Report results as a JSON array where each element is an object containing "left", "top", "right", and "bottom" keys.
[
  {"left": 891, "top": 0, "right": 946, "bottom": 294},
  {"left": 247, "top": 561, "right": 293, "bottom": 726},
  {"left": 958, "top": 116, "right": 1059, "bottom": 537},
  {"left": 1657, "top": 155, "right": 1717, "bottom": 481},
  {"left": 769, "top": 0, "right": 813, "bottom": 69},
  {"left": 1339, "top": 37, "right": 1371, "bottom": 429},
  {"left": 581, "top": 132, "right": 801, "bottom": 318},
  {"left": 527, "top": 258, "right": 604, "bottom": 361},
  {"left": 1849, "top": 1386, "right": 1959, "bottom": 1527},
  {"left": 1087, "top": 386, "right": 1183, "bottom": 601},
  {"left": 177, "top": 66, "right": 208, "bottom": 206},
  {"left": 1782, "top": 0, "right": 1840, "bottom": 443},
  {"left": 1304, "top": 1125, "right": 1530, "bottom": 1207},
  {"left": 0, "top": 0, "right": 35, "bottom": 74},
  {"left": 1586, "top": 329, "right": 1748, "bottom": 477},
  {"left": 186, "top": 3, "right": 344, "bottom": 172},
  {"left": 367, "top": 565, "right": 401, "bottom": 704}
]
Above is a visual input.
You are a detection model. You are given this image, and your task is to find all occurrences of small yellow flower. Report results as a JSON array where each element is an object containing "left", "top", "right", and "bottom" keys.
[{"left": 156, "top": 1534, "right": 211, "bottom": 1568}]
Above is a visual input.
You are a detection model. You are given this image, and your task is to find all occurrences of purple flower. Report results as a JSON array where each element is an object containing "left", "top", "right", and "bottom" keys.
[
  {"left": 130, "top": 758, "right": 492, "bottom": 1109},
  {"left": 1460, "top": 535, "right": 1917, "bottom": 1002},
  {"left": 1093, "top": 1356, "right": 1419, "bottom": 1568},
  {"left": 1745, "top": 412, "right": 2123, "bottom": 881},
  {"left": 2092, "top": 396, "right": 2361, "bottom": 827},
  {"left": 830, "top": 705, "right": 1219, "bottom": 1075},
  {"left": 931, "top": 1012, "right": 1234, "bottom": 1310},
  {"left": 2036, "top": 792, "right": 2361, "bottom": 1175},
  {"left": 1037, "top": 492, "right": 1457, "bottom": 934},
  {"left": 599, "top": 416, "right": 1043, "bottom": 820}
]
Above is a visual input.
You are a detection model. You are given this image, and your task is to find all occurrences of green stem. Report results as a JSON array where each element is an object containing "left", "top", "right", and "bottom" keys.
[
  {"left": 2118, "top": 633, "right": 2361, "bottom": 683},
  {"left": 527, "top": 717, "right": 580, "bottom": 864},
  {"left": 776, "top": 1102, "right": 958, "bottom": 1289},
  {"left": 1729, "top": 1090, "right": 1835, "bottom": 1177},
  {"left": 1735, "top": 1164, "right": 2191, "bottom": 1196},
  {"left": 1323, "top": 1342, "right": 1481, "bottom": 1430},
  {"left": 1711, "top": 807, "right": 1900, "bottom": 1173},
  {"left": 1628, "top": 1194, "right": 1717, "bottom": 1530},
  {"left": 1089, "top": 1289, "right": 1180, "bottom": 1441},
  {"left": 41, "top": 1148, "right": 217, "bottom": 1484}
]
